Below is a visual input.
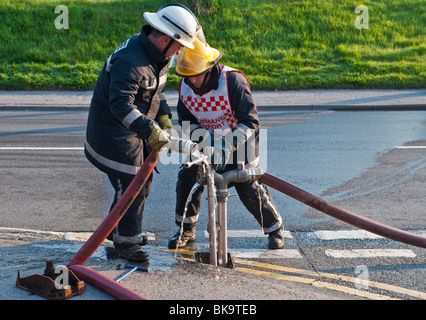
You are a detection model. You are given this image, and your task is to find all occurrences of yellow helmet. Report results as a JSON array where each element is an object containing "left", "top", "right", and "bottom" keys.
[{"left": 172, "top": 28, "right": 222, "bottom": 77}]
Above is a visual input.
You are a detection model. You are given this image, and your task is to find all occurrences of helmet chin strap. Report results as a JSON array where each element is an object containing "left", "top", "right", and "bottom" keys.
[
  {"left": 162, "top": 38, "right": 175, "bottom": 56},
  {"left": 200, "top": 70, "right": 210, "bottom": 88}
]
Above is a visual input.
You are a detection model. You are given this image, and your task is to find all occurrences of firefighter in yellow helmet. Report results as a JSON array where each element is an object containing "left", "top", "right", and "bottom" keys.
[
  {"left": 172, "top": 29, "right": 222, "bottom": 78},
  {"left": 169, "top": 35, "right": 285, "bottom": 250}
]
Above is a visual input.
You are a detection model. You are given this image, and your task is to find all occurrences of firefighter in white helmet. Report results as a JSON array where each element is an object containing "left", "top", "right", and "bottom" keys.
[
  {"left": 85, "top": 4, "right": 200, "bottom": 262},
  {"left": 169, "top": 35, "right": 285, "bottom": 250},
  {"left": 144, "top": 3, "right": 200, "bottom": 50}
]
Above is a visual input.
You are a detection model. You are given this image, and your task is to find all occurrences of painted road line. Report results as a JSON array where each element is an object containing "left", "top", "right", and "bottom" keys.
[
  {"left": 235, "top": 259, "right": 426, "bottom": 300},
  {"left": 311, "top": 281, "right": 397, "bottom": 300},
  {"left": 236, "top": 267, "right": 315, "bottom": 284},
  {"left": 315, "top": 270, "right": 426, "bottom": 300},
  {"left": 164, "top": 249, "right": 426, "bottom": 300},
  {"left": 0, "top": 227, "right": 155, "bottom": 242},
  {"left": 203, "top": 229, "right": 293, "bottom": 239},
  {"left": 236, "top": 266, "right": 396, "bottom": 300},
  {"left": 325, "top": 249, "right": 416, "bottom": 258},
  {"left": 234, "top": 258, "right": 320, "bottom": 278},
  {"left": 0, "top": 147, "right": 84, "bottom": 150},
  {"left": 313, "top": 229, "right": 383, "bottom": 240},
  {"left": 230, "top": 249, "right": 302, "bottom": 259},
  {"left": 395, "top": 146, "right": 426, "bottom": 149},
  {"left": 166, "top": 247, "right": 301, "bottom": 260}
]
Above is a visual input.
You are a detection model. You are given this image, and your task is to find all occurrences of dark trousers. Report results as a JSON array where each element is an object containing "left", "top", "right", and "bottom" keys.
[
  {"left": 107, "top": 172, "right": 153, "bottom": 245},
  {"left": 175, "top": 165, "right": 283, "bottom": 233}
]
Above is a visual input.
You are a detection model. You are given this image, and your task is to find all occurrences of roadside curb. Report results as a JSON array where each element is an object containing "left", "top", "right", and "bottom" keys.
[
  {"left": 2, "top": 104, "right": 426, "bottom": 112},
  {"left": 0, "top": 105, "right": 89, "bottom": 111},
  {"left": 1, "top": 89, "right": 425, "bottom": 111}
]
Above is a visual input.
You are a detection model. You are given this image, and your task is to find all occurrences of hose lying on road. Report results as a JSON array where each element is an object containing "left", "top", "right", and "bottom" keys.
[
  {"left": 68, "top": 265, "right": 147, "bottom": 300},
  {"left": 68, "top": 265, "right": 148, "bottom": 300},
  {"left": 260, "top": 172, "right": 426, "bottom": 249}
]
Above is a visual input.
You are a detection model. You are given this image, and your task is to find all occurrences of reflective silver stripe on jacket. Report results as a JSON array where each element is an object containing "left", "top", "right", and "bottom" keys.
[
  {"left": 122, "top": 109, "right": 143, "bottom": 128},
  {"left": 85, "top": 140, "right": 140, "bottom": 175},
  {"left": 159, "top": 73, "right": 168, "bottom": 87}
]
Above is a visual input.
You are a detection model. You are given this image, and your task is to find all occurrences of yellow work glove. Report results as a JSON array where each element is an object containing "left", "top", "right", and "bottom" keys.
[
  {"left": 157, "top": 115, "right": 173, "bottom": 131},
  {"left": 148, "top": 125, "right": 171, "bottom": 151},
  {"left": 157, "top": 115, "right": 174, "bottom": 152}
]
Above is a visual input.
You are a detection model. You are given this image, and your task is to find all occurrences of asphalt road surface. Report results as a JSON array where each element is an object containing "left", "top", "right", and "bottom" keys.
[{"left": 0, "top": 109, "right": 425, "bottom": 300}]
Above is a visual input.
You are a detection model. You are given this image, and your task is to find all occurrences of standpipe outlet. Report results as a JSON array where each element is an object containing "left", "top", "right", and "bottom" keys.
[{"left": 213, "top": 164, "right": 263, "bottom": 267}]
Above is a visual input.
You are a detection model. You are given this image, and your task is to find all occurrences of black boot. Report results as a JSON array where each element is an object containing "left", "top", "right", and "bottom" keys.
[
  {"left": 168, "top": 229, "right": 196, "bottom": 249},
  {"left": 114, "top": 243, "right": 149, "bottom": 262},
  {"left": 107, "top": 231, "right": 148, "bottom": 246},
  {"left": 268, "top": 226, "right": 285, "bottom": 249}
]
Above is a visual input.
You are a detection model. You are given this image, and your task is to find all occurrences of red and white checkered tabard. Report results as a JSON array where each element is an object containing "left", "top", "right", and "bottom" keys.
[{"left": 180, "top": 66, "right": 239, "bottom": 134}]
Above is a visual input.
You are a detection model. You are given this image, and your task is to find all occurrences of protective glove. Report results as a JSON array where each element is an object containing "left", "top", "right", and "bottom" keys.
[
  {"left": 148, "top": 125, "right": 171, "bottom": 152},
  {"left": 211, "top": 135, "right": 233, "bottom": 172},
  {"left": 157, "top": 115, "right": 174, "bottom": 152},
  {"left": 157, "top": 115, "right": 173, "bottom": 132}
]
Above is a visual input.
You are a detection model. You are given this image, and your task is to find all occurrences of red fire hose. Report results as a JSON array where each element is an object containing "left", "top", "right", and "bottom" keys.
[
  {"left": 68, "top": 151, "right": 160, "bottom": 266},
  {"left": 68, "top": 265, "right": 147, "bottom": 300},
  {"left": 260, "top": 172, "right": 426, "bottom": 248}
]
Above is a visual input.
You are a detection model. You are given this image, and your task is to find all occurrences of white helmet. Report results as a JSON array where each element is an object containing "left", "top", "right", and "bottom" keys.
[{"left": 144, "top": 3, "right": 200, "bottom": 49}]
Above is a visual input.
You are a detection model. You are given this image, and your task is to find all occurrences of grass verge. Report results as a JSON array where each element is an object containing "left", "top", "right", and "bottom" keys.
[{"left": 0, "top": 0, "right": 424, "bottom": 90}]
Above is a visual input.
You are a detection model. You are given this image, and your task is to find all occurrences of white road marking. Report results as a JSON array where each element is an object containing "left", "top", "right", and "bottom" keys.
[
  {"left": 203, "top": 229, "right": 293, "bottom": 239},
  {"left": 231, "top": 249, "right": 302, "bottom": 259},
  {"left": 0, "top": 147, "right": 83, "bottom": 150},
  {"left": 325, "top": 249, "right": 416, "bottom": 258},
  {"left": 313, "top": 229, "right": 383, "bottom": 240},
  {"left": 2, "top": 227, "right": 420, "bottom": 261},
  {"left": 0, "top": 227, "right": 156, "bottom": 241},
  {"left": 395, "top": 146, "right": 426, "bottom": 149}
]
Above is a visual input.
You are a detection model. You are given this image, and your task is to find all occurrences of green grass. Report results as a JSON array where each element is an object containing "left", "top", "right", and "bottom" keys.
[{"left": 0, "top": 0, "right": 424, "bottom": 90}]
